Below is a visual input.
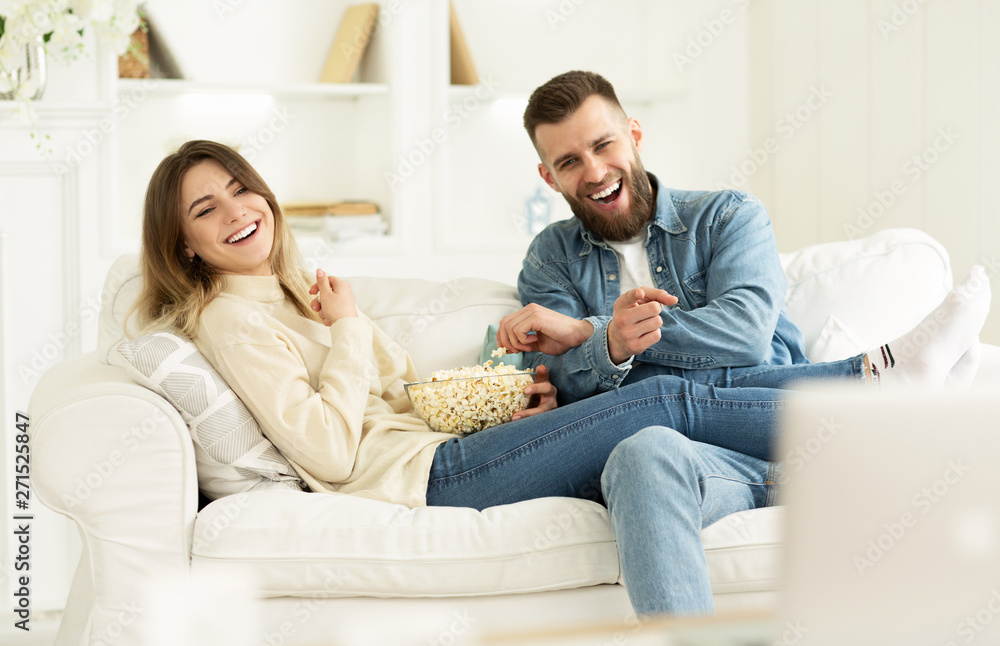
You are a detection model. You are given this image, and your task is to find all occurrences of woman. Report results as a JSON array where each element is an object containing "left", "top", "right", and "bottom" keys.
[{"left": 128, "top": 140, "right": 986, "bottom": 617}]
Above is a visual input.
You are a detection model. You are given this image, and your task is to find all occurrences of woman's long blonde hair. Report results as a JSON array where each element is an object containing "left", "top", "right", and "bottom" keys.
[{"left": 127, "top": 140, "right": 320, "bottom": 337}]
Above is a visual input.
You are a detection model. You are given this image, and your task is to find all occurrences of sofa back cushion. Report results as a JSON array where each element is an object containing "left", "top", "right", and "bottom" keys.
[
  {"left": 781, "top": 227, "right": 951, "bottom": 357},
  {"left": 97, "top": 258, "right": 521, "bottom": 378},
  {"left": 98, "top": 226, "right": 952, "bottom": 376}
]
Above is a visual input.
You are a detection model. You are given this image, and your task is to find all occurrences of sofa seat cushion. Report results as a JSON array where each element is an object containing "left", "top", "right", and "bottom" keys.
[{"left": 190, "top": 490, "right": 782, "bottom": 598}]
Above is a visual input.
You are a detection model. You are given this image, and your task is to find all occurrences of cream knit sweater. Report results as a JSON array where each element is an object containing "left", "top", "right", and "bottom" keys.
[{"left": 193, "top": 274, "right": 452, "bottom": 507}]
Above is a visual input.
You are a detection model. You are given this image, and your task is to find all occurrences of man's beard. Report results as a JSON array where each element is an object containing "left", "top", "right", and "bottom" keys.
[{"left": 565, "top": 161, "right": 654, "bottom": 242}]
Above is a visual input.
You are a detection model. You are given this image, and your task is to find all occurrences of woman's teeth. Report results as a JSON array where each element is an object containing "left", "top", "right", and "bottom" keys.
[
  {"left": 227, "top": 222, "right": 258, "bottom": 243},
  {"left": 589, "top": 180, "right": 622, "bottom": 203}
]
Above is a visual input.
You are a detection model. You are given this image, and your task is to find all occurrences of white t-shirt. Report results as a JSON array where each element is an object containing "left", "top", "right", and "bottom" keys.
[{"left": 606, "top": 230, "right": 655, "bottom": 296}]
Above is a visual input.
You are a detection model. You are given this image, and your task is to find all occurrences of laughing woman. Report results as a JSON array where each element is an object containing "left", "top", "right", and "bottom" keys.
[{"left": 126, "top": 140, "right": 978, "bottom": 617}]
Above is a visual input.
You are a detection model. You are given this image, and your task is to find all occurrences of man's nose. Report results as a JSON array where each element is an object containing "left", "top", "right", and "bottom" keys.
[{"left": 581, "top": 156, "right": 607, "bottom": 185}]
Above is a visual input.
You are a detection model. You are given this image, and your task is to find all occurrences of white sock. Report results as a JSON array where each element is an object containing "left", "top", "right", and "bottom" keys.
[
  {"left": 863, "top": 266, "right": 991, "bottom": 388},
  {"left": 944, "top": 340, "right": 982, "bottom": 388}
]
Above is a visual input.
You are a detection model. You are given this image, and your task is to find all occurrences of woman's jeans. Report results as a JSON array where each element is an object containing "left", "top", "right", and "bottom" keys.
[{"left": 424, "top": 373, "right": 792, "bottom": 616}]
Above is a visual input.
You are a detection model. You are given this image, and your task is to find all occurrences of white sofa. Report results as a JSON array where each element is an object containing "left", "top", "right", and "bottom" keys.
[{"left": 28, "top": 228, "right": 1000, "bottom": 645}]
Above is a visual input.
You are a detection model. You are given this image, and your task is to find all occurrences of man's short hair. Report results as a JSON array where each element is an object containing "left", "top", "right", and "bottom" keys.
[{"left": 523, "top": 71, "right": 626, "bottom": 149}]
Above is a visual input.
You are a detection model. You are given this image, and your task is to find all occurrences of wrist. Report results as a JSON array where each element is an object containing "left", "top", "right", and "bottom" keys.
[{"left": 607, "top": 320, "right": 630, "bottom": 365}]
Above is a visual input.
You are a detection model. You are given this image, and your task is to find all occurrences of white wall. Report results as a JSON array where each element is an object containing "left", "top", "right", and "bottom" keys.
[{"left": 746, "top": 0, "right": 999, "bottom": 344}]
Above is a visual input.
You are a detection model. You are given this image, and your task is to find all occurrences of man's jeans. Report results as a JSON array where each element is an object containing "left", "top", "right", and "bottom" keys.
[
  {"left": 621, "top": 354, "right": 866, "bottom": 390},
  {"left": 424, "top": 375, "right": 783, "bottom": 615},
  {"left": 602, "top": 426, "right": 779, "bottom": 615}
]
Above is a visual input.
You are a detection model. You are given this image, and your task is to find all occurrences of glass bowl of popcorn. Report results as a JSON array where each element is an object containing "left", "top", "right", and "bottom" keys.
[{"left": 405, "top": 362, "right": 536, "bottom": 436}]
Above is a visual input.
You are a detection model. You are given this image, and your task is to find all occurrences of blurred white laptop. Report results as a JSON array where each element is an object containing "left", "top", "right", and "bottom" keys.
[{"left": 774, "top": 381, "right": 1000, "bottom": 645}]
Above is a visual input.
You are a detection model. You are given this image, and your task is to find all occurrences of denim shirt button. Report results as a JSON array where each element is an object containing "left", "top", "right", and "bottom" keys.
[
  {"left": 612, "top": 374, "right": 619, "bottom": 379},
  {"left": 656, "top": 266, "right": 663, "bottom": 272},
  {"left": 609, "top": 273, "right": 617, "bottom": 280}
]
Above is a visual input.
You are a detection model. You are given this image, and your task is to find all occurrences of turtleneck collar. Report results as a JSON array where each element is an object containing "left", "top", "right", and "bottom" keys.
[{"left": 220, "top": 274, "right": 286, "bottom": 303}]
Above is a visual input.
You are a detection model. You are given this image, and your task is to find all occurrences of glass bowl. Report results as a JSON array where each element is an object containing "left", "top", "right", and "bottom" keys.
[{"left": 405, "top": 369, "right": 536, "bottom": 435}]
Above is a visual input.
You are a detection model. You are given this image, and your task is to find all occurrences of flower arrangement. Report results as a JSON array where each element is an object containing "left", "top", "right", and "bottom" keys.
[{"left": 0, "top": 0, "right": 142, "bottom": 99}]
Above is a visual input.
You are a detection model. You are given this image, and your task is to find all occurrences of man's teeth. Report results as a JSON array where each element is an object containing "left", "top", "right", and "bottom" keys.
[
  {"left": 589, "top": 180, "right": 621, "bottom": 200},
  {"left": 227, "top": 222, "right": 257, "bottom": 243}
]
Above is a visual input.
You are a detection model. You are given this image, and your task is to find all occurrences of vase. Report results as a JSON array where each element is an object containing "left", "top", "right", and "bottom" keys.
[{"left": 0, "top": 38, "right": 46, "bottom": 101}]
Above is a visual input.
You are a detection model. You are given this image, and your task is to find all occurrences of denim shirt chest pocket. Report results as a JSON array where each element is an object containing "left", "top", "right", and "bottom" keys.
[{"left": 682, "top": 269, "right": 708, "bottom": 309}]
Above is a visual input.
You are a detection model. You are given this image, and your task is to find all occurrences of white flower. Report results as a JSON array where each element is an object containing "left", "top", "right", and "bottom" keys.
[{"left": 0, "top": 33, "right": 29, "bottom": 71}]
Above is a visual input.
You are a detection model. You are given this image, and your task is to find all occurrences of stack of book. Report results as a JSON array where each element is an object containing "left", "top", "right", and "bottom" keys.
[{"left": 282, "top": 202, "right": 386, "bottom": 241}]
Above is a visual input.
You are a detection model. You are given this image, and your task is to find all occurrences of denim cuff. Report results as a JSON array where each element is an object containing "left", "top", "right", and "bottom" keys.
[{"left": 582, "top": 317, "right": 632, "bottom": 390}]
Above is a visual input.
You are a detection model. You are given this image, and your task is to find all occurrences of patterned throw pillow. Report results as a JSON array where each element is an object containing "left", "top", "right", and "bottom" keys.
[{"left": 110, "top": 331, "right": 306, "bottom": 500}]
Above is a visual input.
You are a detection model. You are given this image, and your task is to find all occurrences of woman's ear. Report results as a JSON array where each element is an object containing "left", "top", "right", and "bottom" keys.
[{"left": 183, "top": 242, "right": 195, "bottom": 259}]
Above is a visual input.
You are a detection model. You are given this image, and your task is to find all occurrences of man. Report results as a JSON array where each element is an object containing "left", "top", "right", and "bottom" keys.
[
  {"left": 497, "top": 70, "right": 986, "bottom": 403},
  {"left": 495, "top": 70, "right": 988, "bottom": 618}
]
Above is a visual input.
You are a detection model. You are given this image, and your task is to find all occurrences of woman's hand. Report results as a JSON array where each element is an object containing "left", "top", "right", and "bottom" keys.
[
  {"left": 309, "top": 269, "right": 358, "bottom": 326},
  {"left": 511, "top": 364, "right": 558, "bottom": 421}
]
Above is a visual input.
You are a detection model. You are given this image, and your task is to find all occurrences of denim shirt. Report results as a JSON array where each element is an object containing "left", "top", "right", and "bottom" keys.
[{"left": 518, "top": 174, "right": 808, "bottom": 403}]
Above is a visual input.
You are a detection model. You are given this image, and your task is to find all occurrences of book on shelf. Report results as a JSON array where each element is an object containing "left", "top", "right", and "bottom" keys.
[
  {"left": 449, "top": 1, "right": 479, "bottom": 85},
  {"left": 282, "top": 201, "right": 380, "bottom": 217},
  {"left": 320, "top": 3, "right": 381, "bottom": 84},
  {"left": 286, "top": 213, "right": 387, "bottom": 242}
]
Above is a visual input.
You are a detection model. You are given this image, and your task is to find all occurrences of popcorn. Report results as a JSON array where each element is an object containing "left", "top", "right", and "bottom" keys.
[
  {"left": 491, "top": 346, "right": 507, "bottom": 358},
  {"left": 406, "top": 360, "right": 534, "bottom": 436}
]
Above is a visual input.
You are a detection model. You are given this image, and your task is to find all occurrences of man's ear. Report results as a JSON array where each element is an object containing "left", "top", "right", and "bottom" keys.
[
  {"left": 538, "top": 163, "right": 561, "bottom": 193},
  {"left": 628, "top": 117, "right": 644, "bottom": 155}
]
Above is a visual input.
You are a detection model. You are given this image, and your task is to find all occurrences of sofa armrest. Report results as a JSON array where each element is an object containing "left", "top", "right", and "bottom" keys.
[{"left": 28, "top": 352, "right": 199, "bottom": 646}]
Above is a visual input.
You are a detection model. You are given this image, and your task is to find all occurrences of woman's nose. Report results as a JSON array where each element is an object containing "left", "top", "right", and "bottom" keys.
[{"left": 223, "top": 199, "right": 247, "bottom": 222}]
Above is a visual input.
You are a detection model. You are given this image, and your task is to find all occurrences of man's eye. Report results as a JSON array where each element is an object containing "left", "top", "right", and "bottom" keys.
[
  {"left": 597, "top": 142, "right": 610, "bottom": 150},
  {"left": 560, "top": 159, "right": 576, "bottom": 169}
]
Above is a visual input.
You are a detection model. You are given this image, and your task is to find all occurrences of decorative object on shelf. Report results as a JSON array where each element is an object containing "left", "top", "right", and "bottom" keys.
[
  {"left": 320, "top": 3, "right": 379, "bottom": 84},
  {"left": 523, "top": 186, "right": 552, "bottom": 236},
  {"left": 449, "top": 1, "right": 478, "bottom": 85},
  {"left": 0, "top": 32, "right": 45, "bottom": 101},
  {"left": 1, "top": 0, "right": 143, "bottom": 151},
  {"left": 118, "top": 21, "right": 149, "bottom": 78}
]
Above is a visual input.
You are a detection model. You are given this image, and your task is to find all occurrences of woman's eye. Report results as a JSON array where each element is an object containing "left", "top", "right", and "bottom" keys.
[
  {"left": 196, "top": 207, "right": 213, "bottom": 218},
  {"left": 235, "top": 187, "right": 247, "bottom": 196}
]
